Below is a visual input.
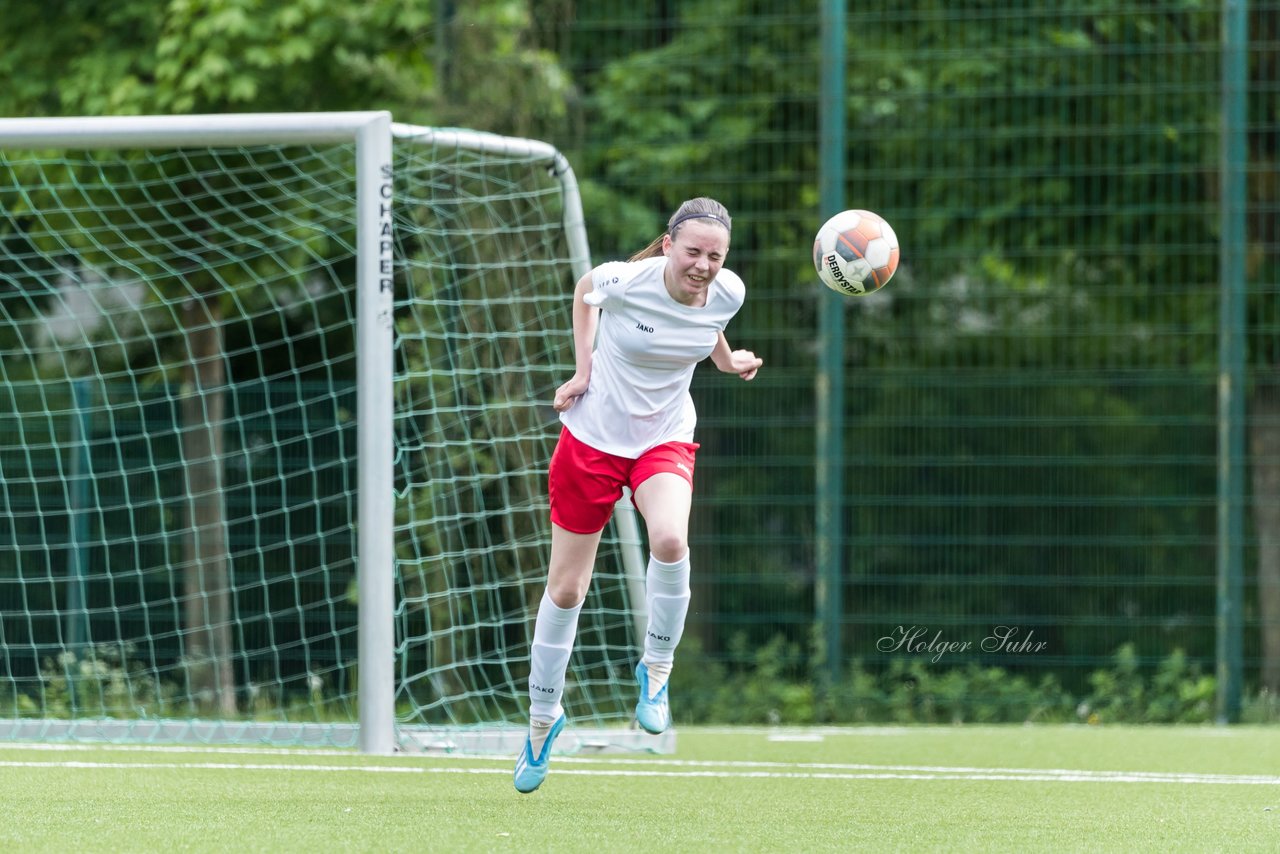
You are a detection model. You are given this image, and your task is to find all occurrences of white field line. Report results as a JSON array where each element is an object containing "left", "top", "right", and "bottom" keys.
[
  {"left": 696, "top": 725, "right": 1260, "bottom": 738},
  {"left": 6, "top": 741, "right": 1276, "bottom": 784},
  {"left": 0, "top": 747, "right": 1277, "bottom": 787},
  {"left": 5, "top": 742, "right": 347, "bottom": 757}
]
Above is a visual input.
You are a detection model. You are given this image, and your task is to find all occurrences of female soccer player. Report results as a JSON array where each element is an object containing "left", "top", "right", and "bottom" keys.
[{"left": 514, "top": 197, "right": 763, "bottom": 793}]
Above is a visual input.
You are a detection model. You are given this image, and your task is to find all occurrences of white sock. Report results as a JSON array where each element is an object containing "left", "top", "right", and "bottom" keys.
[
  {"left": 642, "top": 659, "right": 673, "bottom": 700},
  {"left": 641, "top": 551, "right": 690, "bottom": 699},
  {"left": 528, "top": 716, "right": 557, "bottom": 756},
  {"left": 527, "top": 590, "right": 581, "bottom": 735}
]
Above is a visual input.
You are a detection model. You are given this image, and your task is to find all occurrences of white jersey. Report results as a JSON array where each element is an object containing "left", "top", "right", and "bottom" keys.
[{"left": 559, "top": 256, "right": 746, "bottom": 458}]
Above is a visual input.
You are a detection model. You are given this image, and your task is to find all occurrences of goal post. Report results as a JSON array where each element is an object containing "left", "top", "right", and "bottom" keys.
[
  {"left": 356, "top": 114, "right": 395, "bottom": 756},
  {"left": 0, "top": 112, "right": 660, "bottom": 755}
]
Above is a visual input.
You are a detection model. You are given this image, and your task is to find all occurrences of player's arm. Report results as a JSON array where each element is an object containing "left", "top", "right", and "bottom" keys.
[
  {"left": 552, "top": 271, "right": 599, "bottom": 412},
  {"left": 710, "top": 331, "right": 762, "bottom": 381}
]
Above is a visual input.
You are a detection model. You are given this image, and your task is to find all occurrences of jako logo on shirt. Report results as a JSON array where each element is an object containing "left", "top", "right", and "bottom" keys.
[
  {"left": 531, "top": 682, "right": 556, "bottom": 695},
  {"left": 635, "top": 322, "right": 654, "bottom": 333}
]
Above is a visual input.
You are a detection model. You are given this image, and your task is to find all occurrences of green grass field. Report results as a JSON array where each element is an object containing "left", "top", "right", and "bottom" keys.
[{"left": 4, "top": 725, "right": 1280, "bottom": 852}]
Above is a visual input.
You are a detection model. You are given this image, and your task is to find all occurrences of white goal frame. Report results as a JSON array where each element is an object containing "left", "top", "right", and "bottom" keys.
[{"left": 0, "top": 112, "right": 653, "bottom": 755}]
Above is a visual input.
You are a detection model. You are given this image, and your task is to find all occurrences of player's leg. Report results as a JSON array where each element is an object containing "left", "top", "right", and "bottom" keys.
[
  {"left": 630, "top": 444, "right": 697, "bottom": 734},
  {"left": 516, "top": 524, "right": 601, "bottom": 792},
  {"left": 527, "top": 523, "right": 601, "bottom": 731},
  {"left": 516, "top": 428, "right": 622, "bottom": 793}
]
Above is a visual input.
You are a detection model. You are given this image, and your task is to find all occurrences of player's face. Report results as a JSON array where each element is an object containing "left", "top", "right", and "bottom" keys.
[{"left": 662, "top": 220, "right": 729, "bottom": 306}]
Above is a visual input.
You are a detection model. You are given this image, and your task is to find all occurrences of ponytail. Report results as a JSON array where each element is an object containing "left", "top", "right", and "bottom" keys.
[{"left": 628, "top": 235, "right": 666, "bottom": 262}]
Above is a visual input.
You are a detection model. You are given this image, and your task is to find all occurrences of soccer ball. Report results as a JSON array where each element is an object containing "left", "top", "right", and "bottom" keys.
[{"left": 812, "top": 209, "right": 900, "bottom": 296}]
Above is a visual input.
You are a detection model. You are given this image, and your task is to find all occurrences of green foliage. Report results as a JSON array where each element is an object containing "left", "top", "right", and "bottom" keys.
[
  {"left": 568, "top": 0, "right": 818, "bottom": 258},
  {"left": 150, "top": 0, "right": 437, "bottom": 114},
  {"left": 0, "top": 2, "right": 163, "bottom": 116},
  {"left": 432, "top": 0, "right": 572, "bottom": 138},
  {"left": 673, "top": 634, "right": 1219, "bottom": 726},
  {"left": 1241, "top": 688, "right": 1280, "bottom": 724},
  {"left": 1081, "top": 643, "right": 1216, "bottom": 725},
  {"left": 670, "top": 634, "right": 816, "bottom": 725},
  {"left": 20, "top": 643, "right": 362, "bottom": 722},
  {"left": 19, "top": 645, "right": 178, "bottom": 719},
  {"left": 8, "top": 634, "right": 1253, "bottom": 728},
  {"left": 0, "top": 0, "right": 437, "bottom": 117},
  {"left": 0, "top": 0, "right": 568, "bottom": 137}
]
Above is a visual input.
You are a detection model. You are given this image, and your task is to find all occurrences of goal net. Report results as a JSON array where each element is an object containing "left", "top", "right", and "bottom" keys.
[{"left": 0, "top": 113, "right": 660, "bottom": 754}]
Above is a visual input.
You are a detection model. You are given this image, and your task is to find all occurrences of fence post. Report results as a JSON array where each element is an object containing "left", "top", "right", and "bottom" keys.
[
  {"left": 816, "top": 0, "right": 847, "bottom": 696},
  {"left": 1216, "top": 0, "right": 1248, "bottom": 725}
]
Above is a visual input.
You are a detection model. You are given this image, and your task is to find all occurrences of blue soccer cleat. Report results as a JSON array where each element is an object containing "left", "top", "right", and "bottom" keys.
[
  {"left": 513, "top": 713, "right": 566, "bottom": 794},
  {"left": 634, "top": 661, "right": 671, "bottom": 735}
]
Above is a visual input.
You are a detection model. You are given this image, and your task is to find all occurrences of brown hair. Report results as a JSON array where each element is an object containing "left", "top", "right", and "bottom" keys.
[{"left": 628, "top": 197, "right": 732, "bottom": 262}]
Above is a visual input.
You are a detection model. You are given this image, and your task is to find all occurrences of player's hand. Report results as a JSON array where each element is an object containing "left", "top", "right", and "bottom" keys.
[
  {"left": 725, "top": 350, "right": 762, "bottom": 381},
  {"left": 552, "top": 374, "right": 591, "bottom": 412}
]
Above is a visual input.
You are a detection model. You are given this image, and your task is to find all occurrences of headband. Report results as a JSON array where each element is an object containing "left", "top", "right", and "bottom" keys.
[{"left": 668, "top": 211, "right": 730, "bottom": 232}]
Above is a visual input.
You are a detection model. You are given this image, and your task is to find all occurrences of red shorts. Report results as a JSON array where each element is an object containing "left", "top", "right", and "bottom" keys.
[{"left": 548, "top": 427, "right": 699, "bottom": 534}]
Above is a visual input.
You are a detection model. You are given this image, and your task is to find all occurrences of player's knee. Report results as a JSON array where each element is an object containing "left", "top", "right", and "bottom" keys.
[
  {"left": 647, "top": 529, "right": 688, "bottom": 564},
  {"left": 546, "top": 577, "right": 588, "bottom": 609}
]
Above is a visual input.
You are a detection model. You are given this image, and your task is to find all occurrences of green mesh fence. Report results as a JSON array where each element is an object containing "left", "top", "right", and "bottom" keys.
[{"left": 548, "top": 1, "right": 1280, "bottom": 713}]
